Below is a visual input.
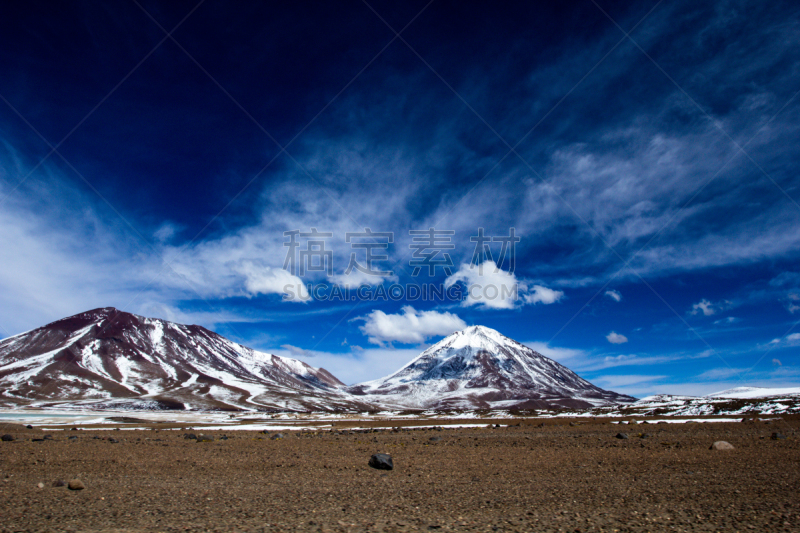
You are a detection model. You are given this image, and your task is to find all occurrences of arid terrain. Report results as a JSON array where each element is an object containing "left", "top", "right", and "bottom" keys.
[{"left": 0, "top": 416, "right": 798, "bottom": 533}]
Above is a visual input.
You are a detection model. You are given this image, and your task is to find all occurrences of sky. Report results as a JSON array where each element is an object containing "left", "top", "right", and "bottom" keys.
[{"left": 1, "top": 0, "right": 799, "bottom": 397}]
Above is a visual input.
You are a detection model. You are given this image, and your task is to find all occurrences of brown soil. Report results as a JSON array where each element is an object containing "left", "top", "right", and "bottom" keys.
[{"left": 0, "top": 417, "right": 798, "bottom": 532}]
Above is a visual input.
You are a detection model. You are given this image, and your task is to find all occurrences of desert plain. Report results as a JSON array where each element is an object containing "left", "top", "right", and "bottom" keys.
[{"left": 0, "top": 415, "right": 798, "bottom": 533}]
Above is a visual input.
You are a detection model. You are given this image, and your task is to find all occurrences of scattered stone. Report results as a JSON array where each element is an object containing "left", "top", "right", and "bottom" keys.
[
  {"left": 710, "top": 441, "right": 735, "bottom": 450},
  {"left": 32, "top": 438, "right": 45, "bottom": 442},
  {"left": 37, "top": 482, "right": 44, "bottom": 489},
  {"left": 52, "top": 480, "right": 66, "bottom": 487},
  {"left": 108, "top": 438, "right": 119, "bottom": 443},
  {"left": 26, "top": 425, "right": 33, "bottom": 429},
  {"left": 771, "top": 433, "right": 787, "bottom": 440},
  {"left": 270, "top": 433, "right": 285, "bottom": 440},
  {"left": 429, "top": 437, "right": 441, "bottom": 442},
  {"left": 43, "top": 435, "right": 53, "bottom": 440},
  {"left": 183, "top": 433, "right": 197, "bottom": 440},
  {"left": 68, "top": 436, "right": 78, "bottom": 441},
  {"left": 196, "top": 435, "right": 214, "bottom": 442},
  {"left": 1, "top": 434, "right": 13, "bottom": 442},
  {"left": 615, "top": 433, "right": 629, "bottom": 440},
  {"left": 369, "top": 453, "right": 393, "bottom": 470},
  {"left": 67, "top": 479, "right": 85, "bottom": 490}
]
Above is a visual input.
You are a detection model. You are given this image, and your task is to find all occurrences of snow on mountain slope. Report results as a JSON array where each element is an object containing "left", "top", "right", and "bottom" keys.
[
  {"left": 348, "top": 325, "right": 636, "bottom": 409},
  {"left": 704, "top": 386, "right": 800, "bottom": 399},
  {"left": 0, "top": 308, "right": 367, "bottom": 411}
]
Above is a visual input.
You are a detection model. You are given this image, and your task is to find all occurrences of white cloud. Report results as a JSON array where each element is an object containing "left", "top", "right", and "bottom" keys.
[
  {"left": 772, "top": 358, "right": 782, "bottom": 366},
  {"left": 695, "top": 367, "right": 747, "bottom": 380},
  {"left": 239, "top": 262, "right": 309, "bottom": 302},
  {"left": 356, "top": 305, "right": 466, "bottom": 345},
  {"left": 153, "top": 222, "right": 180, "bottom": 243},
  {"left": 521, "top": 283, "right": 564, "bottom": 305},
  {"left": 605, "top": 290, "right": 622, "bottom": 302},
  {"left": 328, "top": 268, "right": 396, "bottom": 288},
  {"left": 691, "top": 299, "right": 716, "bottom": 316},
  {"left": 445, "top": 261, "right": 563, "bottom": 310},
  {"left": 690, "top": 299, "right": 731, "bottom": 317},
  {"left": 770, "top": 333, "right": 800, "bottom": 346},
  {"left": 606, "top": 331, "right": 628, "bottom": 344}
]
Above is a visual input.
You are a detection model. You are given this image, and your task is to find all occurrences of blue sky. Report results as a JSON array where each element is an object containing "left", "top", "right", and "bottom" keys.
[{"left": 1, "top": 1, "right": 799, "bottom": 396}]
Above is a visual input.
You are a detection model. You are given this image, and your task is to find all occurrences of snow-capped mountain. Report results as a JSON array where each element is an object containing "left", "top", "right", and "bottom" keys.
[
  {"left": 348, "top": 325, "right": 636, "bottom": 409},
  {"left": 0, "top": 308, "right": 368, "bottom": 411}
]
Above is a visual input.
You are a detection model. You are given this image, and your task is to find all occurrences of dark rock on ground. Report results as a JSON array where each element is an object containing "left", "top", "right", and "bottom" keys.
[
  {"left": 67, "top": 479, "right": 85, "bottom": 490},
  {"left": 271, "top": 433, "right": 285, "bottom": 440},
  {"left": 615, "top": 433, "right": 629, "bottom": 440},
  {"left": 196, "top": 435, "right": 214, "bottom": 442},
  {"left": 771, "top": 433, "right": 787, "bottom": 440},
  {"left": 183, "top": 433, "right": 197, "bottom": 440},
  {"left": 52, "top": 480, "right": 66, "bottom": 487},
  {"left": 368, "top": 453, "right": 394, "bottom": 470},
  {"left": 1, "top": 434, "right": 13, "bottom": 442}
]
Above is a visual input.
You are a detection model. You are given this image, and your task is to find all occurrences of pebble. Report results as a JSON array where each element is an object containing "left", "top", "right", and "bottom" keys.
[
  {"left": 196, "top": 435, "right": 214, "bottom": 442},
  {"left": 68, "top": 479, "right": 85, "bottom": 490},
  {"left": 183, "top": 433, "right": 197, "bottom": 440},
  {"left": 771, "top": 433, "right": 787, "bottom": 440},
  {"left": 1, "top": 434, "right": 13, "bottom": 442},
  {"left": 429, "top": 437, "right": 441, "bottom": 442},
  {"left": 37, "top": 482, "right": 44, "bottom": 489},
  {"left": 710, "top": 441, "right": 735, "bottom": 450},
  {"left": 270, "top": 433, "right": 285, "bottom": 440},
  {"left": 368, "top": 453, "right": 394, "bottom": 471},
  {"left": 615, "top": 433, "right": 629, "bottom": 440},
  {"left": 53, "top": 480, "right": 66, "bottom": 487}
]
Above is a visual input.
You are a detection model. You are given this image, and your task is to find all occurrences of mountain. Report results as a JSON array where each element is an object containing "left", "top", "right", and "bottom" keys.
[
  {"left": 0, "top": 311, "right": 636, "bottom": 412},
  {"left": 0, "top": 307, "right": 368, "bottom": 411},
  {"left": 348, "top": 325, "right": 636, "bottom": 409}
]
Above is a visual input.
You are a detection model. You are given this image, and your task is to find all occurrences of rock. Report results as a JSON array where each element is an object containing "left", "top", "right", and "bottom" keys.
[
  {"left": 615, "top": 433, "right": 629, "bottom": 440},
  {"left": 183, "top": 433, "right": 197, "bottom": 440},
  {"left": 710, "top": 441, "right": 735, "bottom": 450},
  {"left": 270, "top": 433, "right": 285, "bottom": 440},
  {"left": 771, "top": 433, "right": 787, "bottom": 440},
  {"left": 429, "top": 437, "right": 441, "bottom": 442},
  {"left": 196, "top": 434, "right": 214, "bottom": 442},
  {"left": 68, "top": 436, "right": 78, "bottom": 441},
  {"left": 67, "top": 479, "right": 85, "bottom": 490},
  {"left": 1, "top": 434, "right": 13, "bottom": 442},
  {"left": 43, "top": 435, "right": 53, "bottom": 440},
  {"left": 53, "top": 480, "right": 66, "bottom": 487},
  {"left": 37, "top": 482, "right": 44, "bottom": 489},
  {"left": 26, "top": 425, "right": 33, "bottom": 429},
  {"left": 108, "top": 438, "right": 119, "bottom": 443},
  {"left": 369, "top": 453, "right": 393, "bottom": 470}
]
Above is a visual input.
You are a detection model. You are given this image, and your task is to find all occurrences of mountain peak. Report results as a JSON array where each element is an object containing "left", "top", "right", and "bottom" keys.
[{"left": 351, "top": 325, "right": 636, "bottom": 409}]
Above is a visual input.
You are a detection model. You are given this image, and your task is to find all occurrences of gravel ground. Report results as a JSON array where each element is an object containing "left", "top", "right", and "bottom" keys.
[{"left": 0, "top": 417, "right": 798, "bottom": 532}]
